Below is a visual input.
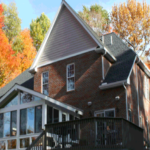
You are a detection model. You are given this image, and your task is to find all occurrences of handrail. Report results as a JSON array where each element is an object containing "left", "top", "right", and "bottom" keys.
[{"left": 26, "top": 130, "right": 46, "bottom": 150}]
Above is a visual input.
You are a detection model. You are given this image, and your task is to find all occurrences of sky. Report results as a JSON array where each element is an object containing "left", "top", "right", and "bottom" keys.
[{"left": 1, "top": 0, "right": 150, "bottom": 30}]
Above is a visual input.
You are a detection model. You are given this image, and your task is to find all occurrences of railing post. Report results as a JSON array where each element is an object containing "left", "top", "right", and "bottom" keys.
[
  {"left": 122, "top": 119, "right": 124, "bottom": 148},
  {"left": 43, "top": 131, "right": 46, "bottom": 150},
  {"left": 94, "top": 118, "right": 97, "bottom": 147}
]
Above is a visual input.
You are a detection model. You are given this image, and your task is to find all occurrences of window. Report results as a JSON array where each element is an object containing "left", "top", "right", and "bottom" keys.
[
  {"left": 20, "top": 138, "right": 29, "bottom": 148},
  {"left": 4, "top": 95, "right": 18, "bottom": 108},
  {"left": 67, "top": 63, "right": 75, "bottom": 91},
  {"left": 11, "top": 111, "right": 17, "bottom": 136},
  {"left": 144, "top": 75, "right": 149, "bottom": 100},
  {"left": 0, "top": 114, "right": 3, "bottom": 138},
  {"left": 8, "top": 139, "right": 16, "bottom": 149},
  {"left": 20, "top": 92, "right": 41, "bottom": 104},
  {"left": 0, "top": 111, "right": 17, "bottom": 138},
  {"left": 0, "top": 141, "right": 5, "bottom": 150},
  {"left": 4, "top": 112, "right": 10, "bottom": 137},
  {"left": 20, "top": 106, "right": 42, "bottom": 135},
  {"left": 47, "top": 106, "right": 59, "bottom": 124},
  {"left": 35, "top": 105, "right": 42, "bottom": 133},
  {"left": 139, "top": 116, "right": 142, "bottom": 127},
  {"left": 42, "top": 72, "right": 49, "bottom": 95},
  {"left": 95, "top": 109, "right": 115, "bottom": 117}
]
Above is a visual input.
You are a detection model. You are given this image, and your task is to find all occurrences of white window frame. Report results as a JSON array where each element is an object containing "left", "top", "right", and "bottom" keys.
[
  {"left": 139, "top": 111, "right": 143, "bottom": 127},
  {"left": 66, "top": 63, "right": 75, "bottom": 92},
  {"left": 41, "top": 71, "right": 49, "bottom": 95},
  {"left": 94, "top": 108, "right": 115, "bottom": 117},
  {"left": 144, "top": 75, "right": 149, "bottom": 100}
]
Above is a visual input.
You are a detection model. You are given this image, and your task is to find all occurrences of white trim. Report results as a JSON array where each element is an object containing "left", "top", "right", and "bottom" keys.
[
  {"left": 41, "top": 71, "right": 49, "bottom": 95},
  {"left": 37, "top": 47, "right": 96, "bottom": 69},
  {"left": 127, "top": 56, "right": 137, "bottom": 83},
  {"left": 99, "top": 80, "right": 129, "bottom": 90},
  {"left": 66, "top": 63, "right": 75, "bottom": 92},
  {"left": 29, "top": 0, "right": 105, "bottom": 72},
  {"left": 0, "top": 84, "right": 83, "bottom": 115},
  {"left": 102, "top": 56, "right": 104, "bottom": 80},
  {"left": 94, "top": 108, "right": 115, "bottom": 117},
  {"left": 29, "top": 2, "right": 63, "bottom": 72}
]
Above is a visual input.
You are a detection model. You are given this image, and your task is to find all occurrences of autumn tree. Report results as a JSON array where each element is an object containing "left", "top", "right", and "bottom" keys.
[
  {"left": 78, "top": 4, "right": 110, "bottom": 36},
  {"left": 30, "top": 13, "right": 51, "bottom": 51},
  {"left": 111, "top": 0, "right": 150, "bottom": 55},
  {"left": 0, "top": 4, "right": 18, "bottom": 87},
  {"left": 16, "top": 29, "right": 37, "bottom": 73},
  {"left": 2, "top": 2, "right": 21, "bottom": 42}
]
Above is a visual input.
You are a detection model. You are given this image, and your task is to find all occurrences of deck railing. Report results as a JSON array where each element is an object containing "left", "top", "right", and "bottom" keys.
[{"left": 27, "top": 117, "right": 143, "bottom": 150}]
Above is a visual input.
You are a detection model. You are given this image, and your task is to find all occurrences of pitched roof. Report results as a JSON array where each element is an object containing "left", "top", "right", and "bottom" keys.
[
  {"left": 0, "top": 69, "right": 33, "bottom": 98},
  {"left": 29, "top": 0, "right": 116, "bottom": 73},
  {"left": 0, "top": 84, "right": 83, "bottom": 116},
  {"left": 100, "top": 33, "right": 137, "bottom": 88}
]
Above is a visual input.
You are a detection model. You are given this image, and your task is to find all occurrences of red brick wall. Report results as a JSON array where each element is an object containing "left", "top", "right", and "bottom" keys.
[
  {"left": 127, "top": 63, "right": 150, "bottom": 143},
  {"left": 34, "top": 51, "right": 126, "bottom": 119}
]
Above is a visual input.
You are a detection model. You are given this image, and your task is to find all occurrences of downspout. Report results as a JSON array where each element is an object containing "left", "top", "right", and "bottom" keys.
[
  {"left": 102, "top": 51, "right": 107, "bottom": 80},
  {"left": 136, "top": 58, "right": 140, "bottom": 126},
  {"left": 123, "top": 83, "right": 128, "bottom": 120}
]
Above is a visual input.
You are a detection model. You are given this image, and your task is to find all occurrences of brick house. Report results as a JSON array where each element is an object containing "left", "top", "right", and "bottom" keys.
[{"left": 0, "top": 0, "right": 149, "bottom": 149}]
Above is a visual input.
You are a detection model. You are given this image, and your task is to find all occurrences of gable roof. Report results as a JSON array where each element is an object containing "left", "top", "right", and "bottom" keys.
[
  {"left": 99, "top": 33, "right": 137, "bottom": 89},
  {"left": 29, "top": 0, "right": 116, "bottom": 73},
  {"left": 0, "top": 84, "right": 83, "bottom": 116},
  {"left": 0, "top": 69, "right": 33, "bottom": 98}
]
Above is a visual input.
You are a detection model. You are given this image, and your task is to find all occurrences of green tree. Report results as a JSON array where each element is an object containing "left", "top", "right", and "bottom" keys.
[
  {"left": 2, "top": 2, "right": 21, "bottom": 42},
  {"left": 30, "top": 13, "right": 51, "bottom": 51},
  {"left": 78, "top": 4, "right": 110, "bottom": 36}
]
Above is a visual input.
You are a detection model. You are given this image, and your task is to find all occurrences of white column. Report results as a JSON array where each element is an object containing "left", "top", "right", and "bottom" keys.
[{"left": 59, "top": 110, "right": 62, "bottom": 122}]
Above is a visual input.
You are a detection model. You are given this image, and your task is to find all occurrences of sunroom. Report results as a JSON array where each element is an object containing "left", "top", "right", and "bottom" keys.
[{"left": 0, "top": 84, "right": 83, "bottom": 150}]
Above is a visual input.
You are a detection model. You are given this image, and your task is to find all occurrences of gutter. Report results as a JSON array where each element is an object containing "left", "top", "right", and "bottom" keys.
[
  {"left": 99, "top": 80, "right": 129, "bottom": 90},
  {"left": 123, "top": 83, "right": 128, "bottom": 120},
  {"left": 95, "top": 47, "right": 116, "bottom": 63}
]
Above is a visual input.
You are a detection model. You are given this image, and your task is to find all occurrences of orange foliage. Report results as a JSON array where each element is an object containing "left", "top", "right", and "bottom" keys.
[
  {"left": 0, "top": 4, "right": 18, "bottom": 87},
  {"left": 16, "top": 29, "right": 37, "bottom": 73}
]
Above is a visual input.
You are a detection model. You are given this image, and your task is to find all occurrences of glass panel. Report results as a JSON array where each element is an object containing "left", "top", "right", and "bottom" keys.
[
  {"left": 54, "top": 109, "right": 59, "bottom": 123},
  {"left": 47, "top": 106, "right": 53, "bottom": 124},
  {"left": 35, "top": 106, "right": 42, "bottom": 133},
  {"left": 20, "top": 92, "right": 41, "bottom": 104},
  {"left": 20, "top": 109, "right": 27, "bottom": 135},
  {"left": 0, "top": 141, "right": 5, "bottom": 150},
  {"left": 105, "top": 110, "right": 115, "bottom": 117},
  {"left": 69, "top": 115, "right": 74, "bottom": 121},
  {"left": 4, "top": 95, "right": 18, "bottom": 108},
  {"left": 68, "top": 64, "right": 74, "bottom": 78},
  {"left": 43, "top": 84, "right": 49, "bottom": 95},
  {"left": 0, "top": 114, "right": 3, "bottom": 138},
  {"left": 11, "top": 111, "right": 17, "bottom": 136},
  {"left": 67, "top": 78, "right": 75, "bottom": 91},
  {"left": 43, "top": 72, "right": 49, "bottom": 84},
  {"left": 96, "top": 113, "right": 104, "bottom": 117},
  {"left": 20, "top": 138, "right": 29, "bottom": 148},
  {"left": 27, "top": 107, "right": 35, "bottom": 134},
  {"left": 8, "top": 139, "right": 16, "bottom": 149},
  {"left": 62, "top": 114, "right": 66, "bottom": 122},
  {"left": 4, "top": 112, "right": 10, "bottom": 137}
]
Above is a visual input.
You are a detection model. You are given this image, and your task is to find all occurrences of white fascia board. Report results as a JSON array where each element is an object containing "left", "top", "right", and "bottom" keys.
[
  {"left": 29, "top": 2, "right": 63, "bottom": 73},
  {"left": 63, "top": 1, "right": 103, "bottom": 48},
  {"left": 0, "top": 84, "right": 83, "bottom": 115},
  {"left": 37, "top": 47, "right": 96, "bottom": 68},
  {"left": 127, "top": 56, "right": 137, "bottom": 82},
  {"left": 29, "top": 1, "right": 104, "bottom": 73},
  {"left": 99, "top": 80, "right": 129, "bottom": 90},
  {"left": 136, "top": 57, "right": 150, "bottom": 77}
]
